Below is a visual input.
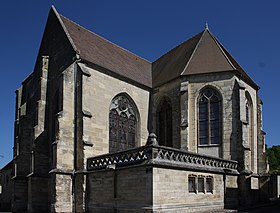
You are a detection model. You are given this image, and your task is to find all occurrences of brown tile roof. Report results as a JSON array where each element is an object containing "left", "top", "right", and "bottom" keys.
[
  {"left": 152, "top": 28, "right": 258, "bottom": 89},
  {"left": 152, "top": 31, "right": 203, "bottom": 87},
  {"left": 53, "top": 7, "right": 152, "bottom": 88},
  {"left": 51, "top": 6, "right": 257, "bottom": 89}
]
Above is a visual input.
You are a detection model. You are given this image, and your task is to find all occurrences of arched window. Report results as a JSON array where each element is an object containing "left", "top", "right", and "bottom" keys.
[
  {"left": 245, "top": 92, "right": 254, "bottom": 170},
  {"left": 109, "top": 95, "right": 138, "bottom": 153},
  {"left": 157, "top": 98, "right": 173, "bottom": 147},
  {"left": 198, "top": 88, "right": 221, "bottom": 146}
]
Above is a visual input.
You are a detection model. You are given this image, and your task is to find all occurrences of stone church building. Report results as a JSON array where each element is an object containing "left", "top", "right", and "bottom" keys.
[{"left": 12, "top": 6, "right": 269, "bottom": 213}]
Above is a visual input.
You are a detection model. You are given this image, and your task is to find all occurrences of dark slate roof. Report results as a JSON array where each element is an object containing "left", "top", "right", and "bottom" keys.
[
  {"left": 152, "top": 28, "right": 258, "bottom": 89},
  {"left": 52, "top": 6, "right": 152, "bottom": 88}
]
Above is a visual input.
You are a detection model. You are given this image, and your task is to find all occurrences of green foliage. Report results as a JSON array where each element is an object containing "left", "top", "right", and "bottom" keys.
[{"left": 267, "top": 145, "right": 280, "bottom": 175}]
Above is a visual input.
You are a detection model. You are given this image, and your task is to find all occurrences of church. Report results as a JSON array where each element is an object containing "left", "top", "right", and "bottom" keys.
[{"left": 11, "top": 6, "right": 269, "bottom": 213}]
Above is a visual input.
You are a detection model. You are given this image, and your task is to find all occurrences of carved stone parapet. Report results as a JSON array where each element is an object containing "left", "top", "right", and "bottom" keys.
[{"left": 87, "top": 144, "right": 239, "bottom": 174}]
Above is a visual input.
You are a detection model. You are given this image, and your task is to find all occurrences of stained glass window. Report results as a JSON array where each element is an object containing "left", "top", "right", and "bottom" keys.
[
  {"left": 109, "top": 95, "right": 138, "bottom": 153},
  {"left": 198, "top": 88, "right": 221, "bottom": 145}
]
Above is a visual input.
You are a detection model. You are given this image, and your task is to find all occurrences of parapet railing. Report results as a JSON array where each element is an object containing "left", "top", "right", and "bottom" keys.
[{"left": 87, "top": 144, "right": 238, "bottom": 173}]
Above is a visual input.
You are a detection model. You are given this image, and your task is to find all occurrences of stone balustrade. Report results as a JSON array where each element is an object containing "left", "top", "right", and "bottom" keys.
[{"left": 87, "top": 145, "right": 238, "bottom": 174}]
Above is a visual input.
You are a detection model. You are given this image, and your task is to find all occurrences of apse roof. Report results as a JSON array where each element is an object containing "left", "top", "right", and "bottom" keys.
[{"left": 152, "top": 26, "right": 258, "bottom": 88}]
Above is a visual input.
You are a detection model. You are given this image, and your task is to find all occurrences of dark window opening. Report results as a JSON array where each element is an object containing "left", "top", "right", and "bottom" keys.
[
  {"left": 198, "top": 177, "right": 204, "bottom": 193},
  {"left": 188, "top": 176, "right": 196, "bottom": 193},
  {"left": 157, "top": 98, "right": 173, "bottom": 147},
  {"left": 206, "top": 177, "right": 213, "bottom": 193}
]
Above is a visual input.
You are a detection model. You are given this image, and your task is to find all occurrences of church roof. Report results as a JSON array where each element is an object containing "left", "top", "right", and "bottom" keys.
[
  {"left": 51, "top": 6, "right": 152, "bottom": 88},
  {"left": 49, "top": 6, "right": 257, "bottom": 90},
  {"left": 152, "top": 27, "right": 258, "bottom": 89}
]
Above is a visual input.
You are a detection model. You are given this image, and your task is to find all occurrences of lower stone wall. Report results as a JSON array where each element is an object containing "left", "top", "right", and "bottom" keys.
[
  {"left": 225, "top": 175, "right": 238, "bottom": 208},
  {"left": 153, "top": 168, "right": 224, "bottom": 212},
  {"left": 87, "top": 166, "right": 152, "bottom": 213},
  {"left": 12, "top": 178, "right": 28, "bottom": 212},
  {"left": 28, "top": 177, "right": 49, "bottom": 213},
  {"left": 87, "top": 165, "right": 226, "bottom": 212},
  {"left": 50, "top": 174, "right": 73, "bottom": 213}
]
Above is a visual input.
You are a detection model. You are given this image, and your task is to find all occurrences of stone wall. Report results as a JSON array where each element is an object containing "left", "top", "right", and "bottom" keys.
[
  {"left": 87, "top": 165, "right": 226, "bottom": 212},
  {"left": 152, "top": 78, "right": 181, "bottom": 149},
  {"left": 154, "top": 72, "right": 261, "bottom": 173},
  {"left": 224, "top": 175, "right": 238, "bottom": 208},
  {"left": 153, "top": 167, "right": 224, "bottom": 212},
  {"left": 188, "top": 72, "right": 237, "bottom": 159},
  {"left": 270, "top": 175, "right": 280, "bottom": 199},
  {"left": 79, "top": 63, "right": 150, "bottom": 160},
  {"left": 0, "top": 162, "right": 13, "bottom": 211},
  {"left": 87, "top": 166, "right": 152, "bottom": 212}
]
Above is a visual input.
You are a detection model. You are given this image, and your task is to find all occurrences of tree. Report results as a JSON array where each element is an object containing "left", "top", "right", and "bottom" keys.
[{"left": 266, "top": 145, "right": 280, "bottom": 174}]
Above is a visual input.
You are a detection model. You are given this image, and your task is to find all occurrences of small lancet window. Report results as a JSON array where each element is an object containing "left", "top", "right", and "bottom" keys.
[
  {"left": 246, "top": 100, "right": 250, "bottom": 125},
  {"left": 109, "top": 95, "right": 138, "bottom": 153}
]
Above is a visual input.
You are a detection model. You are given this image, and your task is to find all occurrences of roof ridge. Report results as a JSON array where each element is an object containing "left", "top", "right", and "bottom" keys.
[
  {"left": 50, "top": 6, "right": 78, "bottom": 53},
  {"left": 59, "top": 14, "right": 151, "bottom": 64},
  {"left": 153, "top": 31, "right": 204, "bottom": 63},
  {"left": 205, "top": 28, "right": 258, "bottom": 88},
  {"left": 180, "top": 29, "right": 205, "bottom": 75},
  {"left": 207, "top": 29, "right": 236, "bottom": 70}
]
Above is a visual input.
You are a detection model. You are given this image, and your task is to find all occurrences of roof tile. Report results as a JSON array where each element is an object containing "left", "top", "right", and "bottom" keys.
[{"left": 60, "top": 15, "right": 152, "bottom": 88}]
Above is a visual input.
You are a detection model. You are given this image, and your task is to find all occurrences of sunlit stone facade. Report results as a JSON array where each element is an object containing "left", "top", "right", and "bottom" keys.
[{"left": 11, "top": 6, "right": 269, "bottom": 213}]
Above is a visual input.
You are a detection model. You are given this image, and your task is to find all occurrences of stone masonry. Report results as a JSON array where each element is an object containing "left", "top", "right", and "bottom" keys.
[{"left": 11, "top": 6, "right": 269, "bottom": 213}]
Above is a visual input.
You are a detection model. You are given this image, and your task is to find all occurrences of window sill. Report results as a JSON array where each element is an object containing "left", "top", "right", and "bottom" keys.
[{"left": 198, "top": 144, "right": 220, "bottom": 147}]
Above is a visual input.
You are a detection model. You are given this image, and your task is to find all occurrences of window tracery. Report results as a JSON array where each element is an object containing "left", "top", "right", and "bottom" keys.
[
  {"left": 109, "top": 95, "right": 137, "bottom": 153},
  {"left": 198, "top": 88, "right": 221, "bottom": 146}
]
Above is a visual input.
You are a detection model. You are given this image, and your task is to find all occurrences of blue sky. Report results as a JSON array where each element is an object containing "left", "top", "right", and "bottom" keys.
[{"left": 0, "top": 0, "right": 279, "bottom": 168}]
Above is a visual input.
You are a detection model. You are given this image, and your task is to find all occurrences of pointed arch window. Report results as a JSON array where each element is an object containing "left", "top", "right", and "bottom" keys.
[
  {"left": 109, "top": 95, "right": 138, "bottom": 153},
  {"left": 245, "top": 98, "right": 252, "bottom": 125},
  {"left": 157, "top": 98, "right": 173, "bottom": 147},
  {"left": 198, "top": 88, "right": 221, "bottom": 146},
  {"left": 245, "top": 92, "right": 254, "bottom": 170}
]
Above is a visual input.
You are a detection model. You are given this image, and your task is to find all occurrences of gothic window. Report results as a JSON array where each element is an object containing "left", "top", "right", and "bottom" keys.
[
  {"left": 245, "top": 92, "right": 254, "bottom": 170},
  {"left": 198, "top": 88, "right": 221, "bottom": 146},
  {"left": 109, "top": 95, "right": 138, "bottom": 153},
  {"left": 245, "top": 94, "right": 252, "bottom": 126},
  {"left": 157, "top": 98, "right": 173, "bottom": 147}
]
